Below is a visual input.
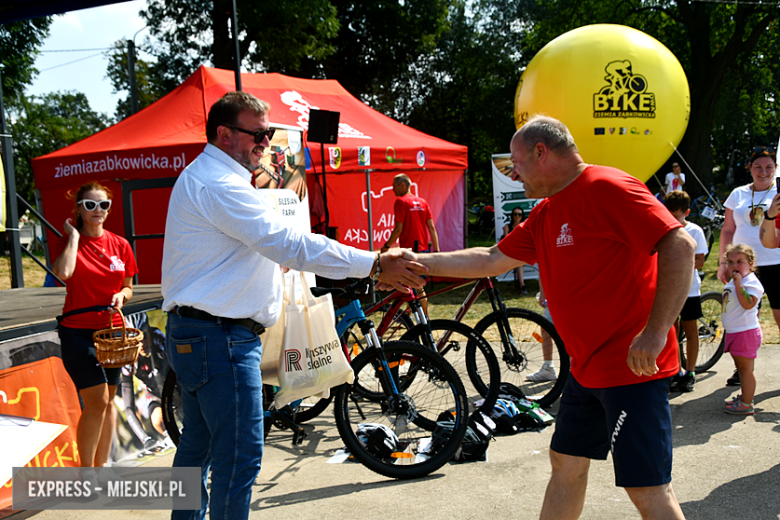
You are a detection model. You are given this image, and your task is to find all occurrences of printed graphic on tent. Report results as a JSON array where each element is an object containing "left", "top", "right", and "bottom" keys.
[
  {"left": 254, "top": 129, "right": 307, "bottom": 201},
  {"left": 330, "top": 170, "right": 464, "bottom": 251}
]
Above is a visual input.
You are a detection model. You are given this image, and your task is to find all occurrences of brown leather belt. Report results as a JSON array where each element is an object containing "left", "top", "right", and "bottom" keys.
[{"left": 173, "top": 306, "right": 266, "bottom": 335}]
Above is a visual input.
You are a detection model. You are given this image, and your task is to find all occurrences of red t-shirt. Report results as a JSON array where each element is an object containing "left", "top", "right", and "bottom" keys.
[
  {"left": 54, "top": 230, "right": 139, "bottom": 329},
  {"left": 393, "top": 194, "right": 433, "bottom": 251},
  {"left": 497, "top": 165, "right": 682, "bottom": 388}
]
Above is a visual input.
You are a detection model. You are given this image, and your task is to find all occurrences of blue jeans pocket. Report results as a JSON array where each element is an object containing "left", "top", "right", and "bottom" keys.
[{"left": 169, "top": 335, "right": 209, "bottom": 391}]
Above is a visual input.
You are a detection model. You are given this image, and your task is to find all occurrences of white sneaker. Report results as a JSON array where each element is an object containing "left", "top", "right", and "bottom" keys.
[
  {"left": 81, "top": 468, "right": 100, "bottom": 497},
  {"left": 96, "top": 467, "right": 124, "bottom": 488},
  {"left": 526, "top": 366, "right": 557, "bottom": 382}
]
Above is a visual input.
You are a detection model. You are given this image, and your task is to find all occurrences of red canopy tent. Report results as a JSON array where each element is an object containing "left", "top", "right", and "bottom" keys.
[{"left": 32, "top": 66, "right": 468, "bottom": 283}]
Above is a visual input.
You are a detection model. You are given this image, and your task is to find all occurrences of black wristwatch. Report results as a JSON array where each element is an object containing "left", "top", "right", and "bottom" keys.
[{"left": 371, "top": 253, "right": 382, "bottom": 282}]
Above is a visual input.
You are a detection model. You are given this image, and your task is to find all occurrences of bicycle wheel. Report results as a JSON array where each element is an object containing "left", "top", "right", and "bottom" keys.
[
  {"left": 474, "top": 308, "right": 569, "bottom": 408},
  {"left": 401, "top": 320, "right": 501, "bottom": 413},
  {"left": 333, "top": 340, "right": 468, "bottom": 480},
  {"left": 293, "top": 394, "right": 334, "bottom": 423},
  {"left": 680, "top": 291, "right": 725, "bottom": 373},
  {"left": 161, "top": 370, "right": 183, "bottom": 446}
]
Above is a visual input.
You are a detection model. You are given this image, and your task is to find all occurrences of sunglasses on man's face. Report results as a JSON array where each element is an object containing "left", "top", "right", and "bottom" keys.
[
  {"left": 78, "top": 199, "right": 112, "bottom": 211},
  {"left": 227, "top": 126, "right": 276, "bottom": 144}
]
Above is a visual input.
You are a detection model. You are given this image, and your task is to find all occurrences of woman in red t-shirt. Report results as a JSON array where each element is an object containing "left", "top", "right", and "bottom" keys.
[{"left": 52, "top": 182, "right": 138, "bottom": 474}]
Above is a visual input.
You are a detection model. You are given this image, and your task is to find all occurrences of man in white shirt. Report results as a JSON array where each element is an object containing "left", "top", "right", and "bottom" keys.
[
  {"left": 662, "top": 162, "right": 686, "bottom": 196},
  {"left": 161, "top": 91, "right": 424, "bottom": 520}
]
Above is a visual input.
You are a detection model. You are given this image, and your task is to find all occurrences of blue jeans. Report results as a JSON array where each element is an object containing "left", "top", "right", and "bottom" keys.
[{"left": 166, "top": 313, "right": 264, "bottom": 520}]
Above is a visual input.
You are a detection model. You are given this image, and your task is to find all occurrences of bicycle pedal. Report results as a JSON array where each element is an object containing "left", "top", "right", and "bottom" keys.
[{"left": 292, "top": 428, "right": 307, "bottom": 445}]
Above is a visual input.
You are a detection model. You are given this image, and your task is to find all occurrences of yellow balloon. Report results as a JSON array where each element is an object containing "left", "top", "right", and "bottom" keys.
[{"left": 514, "top": 24, "right": 689, "bottom": 183}]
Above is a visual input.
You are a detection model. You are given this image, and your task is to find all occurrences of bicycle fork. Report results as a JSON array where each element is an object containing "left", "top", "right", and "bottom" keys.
[{"left": 350, "top": 320, "right": 407, "bottom": 422}]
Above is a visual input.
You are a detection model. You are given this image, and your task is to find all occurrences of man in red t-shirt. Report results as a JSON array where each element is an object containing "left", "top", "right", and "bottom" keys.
[
  {"left": 381, "top": 173, "right": 440, "bottom": 313},
  {"left": 395, "top": 116, "right": 695, "bottom": 519}
]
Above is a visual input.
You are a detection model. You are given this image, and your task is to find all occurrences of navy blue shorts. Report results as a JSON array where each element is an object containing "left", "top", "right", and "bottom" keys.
[
  {"left": 680, "top": 295, "right": 703, "bottom": 321},
  {"left": 550, "top": 375, "right": 674, "bottom": 488},
  {"left": 58, "top": 325, "right": 122, "bottom": 390}
]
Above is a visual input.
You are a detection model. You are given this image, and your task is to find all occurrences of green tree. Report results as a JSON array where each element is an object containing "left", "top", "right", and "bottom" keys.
[
  {"left": 0, "top": 18, "right": 52, "bottom": 101},
  {"left": 9, "top": 92, "right": 109, "bottom": 204},
  {"left": 485, "top": 0, "right": 779, "bottom": 195},
  {"left": 139, "top": 0, "right": 339, "bottom": 92},
  {"left": 709, "top": 26, "right": 779, "bottom": 190},
  {"left": 105, "top": 40, "right": 169, "bottom": 120},
  {"left": 398, "top": 2, "right": 518, "bottom": 200},
  {"left": 294, "top": 0, "right": 454, "bottom": 113},
  {"left": 134, "top": 0, "right": 453, "bottom": 110}
]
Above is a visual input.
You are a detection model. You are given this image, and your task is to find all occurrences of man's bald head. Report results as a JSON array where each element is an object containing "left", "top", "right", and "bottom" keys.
[{"left": 512, "top": 115, "right": 578, "bottom": 156}]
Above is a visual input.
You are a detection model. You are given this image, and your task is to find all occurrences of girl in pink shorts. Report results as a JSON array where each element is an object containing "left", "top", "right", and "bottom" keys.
[{"left": 721, "top": 244, "right": 764, "bottom": 415}]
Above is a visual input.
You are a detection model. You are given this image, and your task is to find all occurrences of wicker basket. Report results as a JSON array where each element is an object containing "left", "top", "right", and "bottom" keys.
[{"left": 92, "top": 307, "right": 144, "bottom": 368}]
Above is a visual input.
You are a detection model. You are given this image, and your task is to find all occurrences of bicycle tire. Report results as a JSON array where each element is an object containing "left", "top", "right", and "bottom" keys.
[
  {"left": 294, "top": 394, "right": 334, "bottom": 423},
  {"left": 161, "top": 369, "right": 183, "bottom": 446},
  {"left": 679, "top": 291, "right": 725, "bottom": 373},
  {"left": 474, "top": 308, "right": 569, "bottom": 408},
  {"left": 333, "top": 340, "right": 469, "bottom": 480},
  {"left": 400, "top": 320, "right": 501, "bottom": 413}
]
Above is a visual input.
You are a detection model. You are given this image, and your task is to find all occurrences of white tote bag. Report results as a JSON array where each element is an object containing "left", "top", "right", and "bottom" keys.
[
  {"left": 258, "top": 275, "right": 290, "bottom": 387},
  {"left": 273, "top": 273, "right": 354, "bottom": 408}
]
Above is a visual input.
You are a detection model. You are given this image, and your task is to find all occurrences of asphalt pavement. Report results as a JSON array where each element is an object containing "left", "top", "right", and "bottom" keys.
[{"left": 9, "top": 344, "right": 780, "bottom": 520}]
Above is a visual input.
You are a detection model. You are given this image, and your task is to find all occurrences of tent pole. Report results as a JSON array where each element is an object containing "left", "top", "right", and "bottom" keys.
[
  {"left": 127, "top": 39, "right": 139, "bottom": 115},
  {"left": 366, "top": 169, "right": 374, "bottom": 252},
  {"left": 464, "top": 168, "right": 469, "bottom": 249},
  {"left": 321, "top": 145, "right": 330, "bottom": 236},
  {"left": 231, "top": 0, "right": 242, "bottom": 91},
  {"left": 365, "top": 169, "right": 376, "bottom": 302},
  {"left": 0, "top": 67, "right": 24, "bottom": 288}
]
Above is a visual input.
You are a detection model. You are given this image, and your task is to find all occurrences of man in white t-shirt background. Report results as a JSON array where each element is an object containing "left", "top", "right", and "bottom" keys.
[{"left": 662, "top": 162, "right": 686, "bottom": 196}]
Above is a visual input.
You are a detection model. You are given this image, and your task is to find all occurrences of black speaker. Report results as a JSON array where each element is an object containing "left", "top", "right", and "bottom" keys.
[{"left": 308, "top": 109, "right": 340, "bottom": 144}]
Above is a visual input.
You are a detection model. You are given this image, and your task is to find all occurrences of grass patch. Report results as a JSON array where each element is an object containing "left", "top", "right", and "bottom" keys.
[{"left": 0, "top": 252, "right": 48, "bottom": 290}]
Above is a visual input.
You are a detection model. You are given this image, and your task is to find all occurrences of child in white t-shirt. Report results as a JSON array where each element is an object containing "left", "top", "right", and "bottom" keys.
[
  {"left": 664, "top": 190, "right": 708, "bottom": 392},
  {"left": 722, "top": 244, "right": 764, "bottom": 415}
]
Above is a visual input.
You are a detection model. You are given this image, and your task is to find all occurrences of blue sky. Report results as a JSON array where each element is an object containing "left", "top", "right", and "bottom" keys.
[{"left": 26, "top": 0, "right": 147, "bottom": 117}]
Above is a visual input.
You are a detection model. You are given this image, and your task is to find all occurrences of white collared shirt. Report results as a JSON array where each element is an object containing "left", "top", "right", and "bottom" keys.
[{"left": 161, "top": 144, "right": 374, "bottom": 327}]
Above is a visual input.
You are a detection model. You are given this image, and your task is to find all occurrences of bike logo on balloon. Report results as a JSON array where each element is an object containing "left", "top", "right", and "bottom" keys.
[{"left": 593, "top": 60, "right": 656, "bottom": 119}]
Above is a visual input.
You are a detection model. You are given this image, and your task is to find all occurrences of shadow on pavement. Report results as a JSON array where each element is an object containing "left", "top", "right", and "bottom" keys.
[
  {"left": 251, "top": 475, "right": 444, "bottom": 511},
  {"left": 681, "top": 463, "right": 780, "bottom": 520}
]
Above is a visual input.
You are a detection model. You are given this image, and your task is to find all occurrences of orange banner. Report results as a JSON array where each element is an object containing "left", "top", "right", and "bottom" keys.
[{"left": 0, "top": 357, "right": 82, "bottom": 509}]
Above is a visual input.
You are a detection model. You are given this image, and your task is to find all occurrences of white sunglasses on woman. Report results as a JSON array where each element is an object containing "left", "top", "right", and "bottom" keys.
[{"left": 78, "top": 199, "right": 112, "bottom": 211}]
